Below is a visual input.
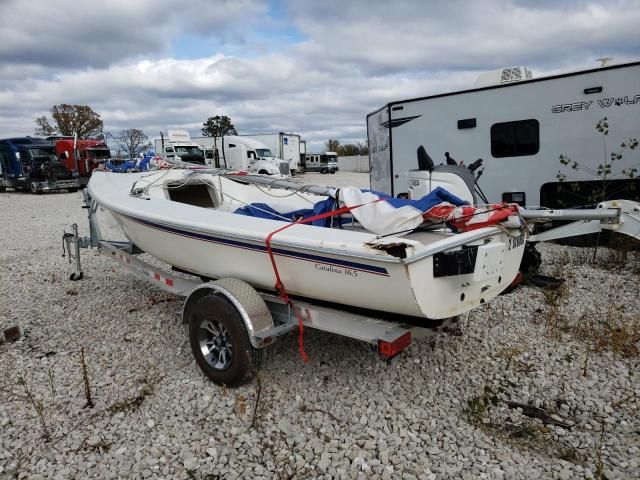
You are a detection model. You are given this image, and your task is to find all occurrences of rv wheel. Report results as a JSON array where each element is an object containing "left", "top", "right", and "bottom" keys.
[{"left": 188, "top": 293, "right": 258, "bottom": 386}]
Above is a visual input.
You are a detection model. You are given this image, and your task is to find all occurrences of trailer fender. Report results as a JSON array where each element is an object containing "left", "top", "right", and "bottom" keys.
[{"left": 183, "top": 278, "right": 274, "bottom": 349}]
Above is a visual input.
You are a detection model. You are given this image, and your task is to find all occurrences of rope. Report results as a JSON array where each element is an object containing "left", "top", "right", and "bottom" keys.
[{"left": 264, "top": 199, "right": 382, "bottom": 362}]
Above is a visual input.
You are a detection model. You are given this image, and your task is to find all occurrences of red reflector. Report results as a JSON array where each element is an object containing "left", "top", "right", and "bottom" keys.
[
  {"left": 154, "top": 273, "right": 161, "bottom": 281},
  {"left": 166, "top": 278, "right": 174, "bottom": 287},
  {"left": 378, "top": 331, "right": 411, "bottom": 359}
]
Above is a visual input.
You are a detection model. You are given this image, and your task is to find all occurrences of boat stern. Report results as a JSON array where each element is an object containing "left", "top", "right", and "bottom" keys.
[{"left": 407, "top": 228, "right": 526, "bottom": 319}]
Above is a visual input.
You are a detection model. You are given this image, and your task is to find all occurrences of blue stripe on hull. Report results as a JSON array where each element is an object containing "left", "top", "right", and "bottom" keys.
[{"left": 120, "top": 213, "right": 390, "bottom": 277}]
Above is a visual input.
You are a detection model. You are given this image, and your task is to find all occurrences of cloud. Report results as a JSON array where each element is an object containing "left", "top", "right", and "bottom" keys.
[
  {"left": 0, "top": 0, "right": 638, "bottom": 151},
  {"left": 0, "top": 0, "right": 266, "bottom": 69}
]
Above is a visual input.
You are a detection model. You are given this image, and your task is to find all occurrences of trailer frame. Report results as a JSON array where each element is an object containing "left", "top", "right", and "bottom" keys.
[{"left": 63, "top": 190, "right": 451, "bottom": 385}]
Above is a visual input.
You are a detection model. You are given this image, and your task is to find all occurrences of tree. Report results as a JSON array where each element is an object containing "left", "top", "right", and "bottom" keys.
[
  {"left": 337, "top": 143, "right": 360, "bottom": 156},
  {"left": 557, "top": 117, "right": 638, "bottom": 204},
  {"left": 325, "top": 139, "right": 340, "bottom": 152},
  {"left": 113, "top": 129, "right": 150, "bottom": 159},
  {"left": 34, "top": 116, "right": 56, "bottom": 136},
  {"left": 34, "top": 104, "right": 104, "bottom": 139},
  {"left": 356, "top": 140, "right": 369, "bottom": 156},
  {"left": 201, "top": 115, "right": 237, "bottom": 137}
]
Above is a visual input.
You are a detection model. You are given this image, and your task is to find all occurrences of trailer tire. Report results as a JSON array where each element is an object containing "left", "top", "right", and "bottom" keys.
[
  {"left": 188, "top": 293, "right": 258, "bottom": 387},
  {"left": 321, "top": 168, "right": 328, "bottom": 174}
]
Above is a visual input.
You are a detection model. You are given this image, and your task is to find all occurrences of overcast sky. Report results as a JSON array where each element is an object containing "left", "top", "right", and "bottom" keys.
[{"left": 0, "top": 0, "right": 638, "bottom": 150}]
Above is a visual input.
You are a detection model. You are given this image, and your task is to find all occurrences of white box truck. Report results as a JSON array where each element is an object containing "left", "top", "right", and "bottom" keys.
[
  {"left": 367, "top": 61, "right": 640, "bottom": 208},
  {"left": 194, "top": 135, "right": 290, "bottom": 176},
  {"left": 240, "top": 133, "right": 302, "bottom": 174}
]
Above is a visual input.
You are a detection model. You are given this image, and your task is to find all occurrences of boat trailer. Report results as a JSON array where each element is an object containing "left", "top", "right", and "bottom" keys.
[
  {"left": 63, "top": 190, "right": 453, "bottom": 386},
  {"left": 63, "top": 190, "right": 640, "bottom": 386}
]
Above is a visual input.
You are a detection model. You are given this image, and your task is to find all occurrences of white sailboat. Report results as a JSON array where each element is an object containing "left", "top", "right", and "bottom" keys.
[{"left": 88, "top": 168, "right": 527, "bottom": 320}]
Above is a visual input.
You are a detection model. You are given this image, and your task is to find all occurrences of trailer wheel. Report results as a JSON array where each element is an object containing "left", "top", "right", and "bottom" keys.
[
  {"left": 321, "top": 168, "right": 328, "bottom": 174},
  {"left": 188, "top": 293, "right": 257, "bottom": 386}
]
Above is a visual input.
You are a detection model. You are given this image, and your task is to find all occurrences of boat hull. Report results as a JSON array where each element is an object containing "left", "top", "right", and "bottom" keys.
[{"left": 110, "top": 209, "right": 525, "bottom": 319}]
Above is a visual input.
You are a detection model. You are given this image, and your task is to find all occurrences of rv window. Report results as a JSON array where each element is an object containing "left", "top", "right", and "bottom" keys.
[{"left": 490, "top": 119, "right": 539, "bottom": 158}]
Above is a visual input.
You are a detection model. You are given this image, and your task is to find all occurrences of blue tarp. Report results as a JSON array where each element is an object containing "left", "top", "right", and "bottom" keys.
[
  {"left": 233, "top": 186, "right": 469, "bottom": 228},
  {"left": 234, "top": 197, "right": 339, "bottom": 227}
]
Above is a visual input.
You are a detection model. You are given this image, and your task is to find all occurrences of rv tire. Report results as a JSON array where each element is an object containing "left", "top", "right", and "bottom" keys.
[{"left": 188, "top": 293, "right": 257, "bottom": 387}]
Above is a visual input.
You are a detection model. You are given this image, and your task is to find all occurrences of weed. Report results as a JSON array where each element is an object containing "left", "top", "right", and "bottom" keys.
[
  {"left": 16, "top": 375, "right": 50, "bottom": 442},
  {"left": 464, "top": 385, "right": 502, "bottom": 422},
  {"left": 80, "top": 347, "right": 94, "bottom": 408},
  {"left": 496, "top": 346, "right": 522, "bottom": 370}
]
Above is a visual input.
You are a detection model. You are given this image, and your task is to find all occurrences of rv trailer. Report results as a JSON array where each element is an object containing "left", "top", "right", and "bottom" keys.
[{"left": 367, "top": 61, "right": 640, "bottom": 208}]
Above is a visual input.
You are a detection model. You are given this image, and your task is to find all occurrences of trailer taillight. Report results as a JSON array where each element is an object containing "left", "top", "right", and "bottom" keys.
[{"left": 378, "top": 332, "right": 411, "bottom": 359}]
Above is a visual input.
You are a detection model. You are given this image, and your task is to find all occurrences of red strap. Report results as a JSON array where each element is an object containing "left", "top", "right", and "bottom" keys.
[{"left": 264, "top": 200, "right": 380, "bottom": 362}]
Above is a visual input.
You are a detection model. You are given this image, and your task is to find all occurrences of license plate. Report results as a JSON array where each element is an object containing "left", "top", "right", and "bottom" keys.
[{"left": 473, "top": 243, "right": 505, "bottom": 281}]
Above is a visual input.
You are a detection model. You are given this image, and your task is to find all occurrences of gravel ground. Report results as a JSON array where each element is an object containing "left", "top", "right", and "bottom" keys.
[{"left": 1, "top": 172, "right": 639, "bottom": 480}]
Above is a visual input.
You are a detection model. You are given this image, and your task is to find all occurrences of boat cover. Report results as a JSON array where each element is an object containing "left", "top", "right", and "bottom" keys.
[{"left": 234, "top": 185, "right": 520, "bottom": 236}]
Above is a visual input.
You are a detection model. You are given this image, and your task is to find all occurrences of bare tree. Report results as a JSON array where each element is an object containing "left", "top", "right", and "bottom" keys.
[
  {"left": 34, "top": 116, "right": 56, "bottom": 136},
  {"left": 113, "top": 129, "right": 150, "bottom": 159},
  {"left": 34, "top": 104, "right": 103, "bottom": 139},
  {"left": 356, "top": 140, "right": 369, "bottom": 156},
  {"left": 325, "top": 139, "right": 340, "bottom": 152}
]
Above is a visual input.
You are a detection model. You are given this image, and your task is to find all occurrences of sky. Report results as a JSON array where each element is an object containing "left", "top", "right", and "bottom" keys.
[{"left": 0, "top": 0, "right": 638, "bottom": 151}]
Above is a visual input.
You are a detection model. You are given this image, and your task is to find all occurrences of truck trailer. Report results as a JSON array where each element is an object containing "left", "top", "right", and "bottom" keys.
[
  {"left": 367, "top": 61, "right": 640, "bottom": 208},
  {"left": 0, "top": 137, "right": 80, "bottom": 193}
]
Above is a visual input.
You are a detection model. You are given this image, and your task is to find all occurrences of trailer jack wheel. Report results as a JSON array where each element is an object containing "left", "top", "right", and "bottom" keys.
[
  {"left": 188, "top": 293, "right": 259, "bottom": 386},
  {"left": 70, "top": 272, "right": 84, "bottom": 281}
]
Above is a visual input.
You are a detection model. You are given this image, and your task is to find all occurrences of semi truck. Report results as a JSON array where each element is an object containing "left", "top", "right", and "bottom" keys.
[
  {"left": 367, "top": 60, "right": 640, "bottom": 208},
  {"left": 197, "top": 135, "right": 290, "bottom": 176},
  {"left": 153, "top": 130, "right": 206, "bottom": 164},
  {"left": 51, "top": 137, "right": 111, "bottom": 185},
  {"left": 242, "top": 133, "right": 302, "bottom": 174},
  {"left": 0, "top": 137, "right": 80, "bottom": 193}
]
